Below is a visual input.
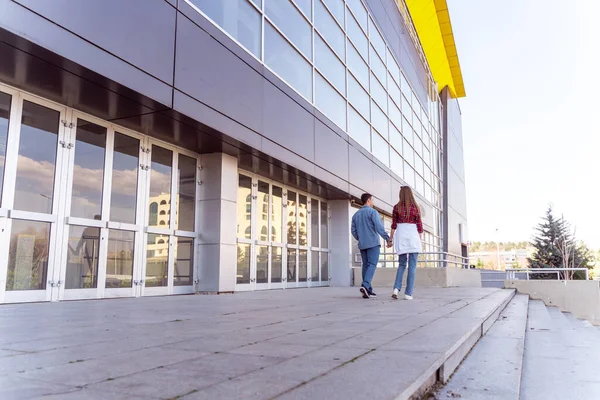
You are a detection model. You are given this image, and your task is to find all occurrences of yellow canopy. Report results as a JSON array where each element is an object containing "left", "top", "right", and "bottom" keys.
[{"left": 404, "top": 0, "right": 466, "bottom": 98}]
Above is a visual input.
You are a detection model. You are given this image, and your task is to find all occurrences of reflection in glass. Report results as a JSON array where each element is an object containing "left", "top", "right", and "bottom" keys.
[
  {"left": 293, "top": 0, "right": 311, "bottom": 18},
  {"left": 287, "top": 248, "right": 297, "bottom": 282},
  {"left": 256, "top": 245, "right": 268, "bottom": 284},
  {"left": 347, "top": 10, "right": 368, "bottom": 58},
  {"left": 110, "top": 133, "right": 139, "bottom": 224},
  {"left": 177, "top": 154, "right": 196, "bottom": 232},
  {"left": 174, "top": 236, "right": 194, "bottom": 286},
  {"left": 237, "top": 175, "right": 252, "bottom": 239},
  {"left": 271, "top": 246, "right": 282, "bottom": 283},
  {"left": 258, "top": 181, "right": 269, "bottom": 241},
  {"left": 348, "top": 106, "right": 370, "bottom": 151},
  {"left": 71, "top": 120, "right": 106, "bottom": 219},
  {"left": 6, "top": 220, "right": 51, "bottom": 291},
  {"left": 299, "top": 249, "right": 307, "bottom": 282},
  {"left": 14, "top": 101, "right": 59, "bottom": 214},
  {"left": 315, "top": 0, "right": 344, "bottom": 60},
  {"left": 265, "top": 22, "right": 312, "bottom": 100},
  {"left": 66, "top": 226, "right": 100, "bottom": 289},
  {"left": 321, "top": 252, "right": 329, "bottom": 282},
  {"left": 370, "top": 73, "right": 387, "bottom": 112},
  {"left": 265, "top": 0, "right": 311, "bottom": 58},
  {"left": 287, "top": 191, "right": 297, "bottom": 245},
  {"left": 149, "top": 146, "right": 172, "bottom": 227},
  {"left": 191, "top": 0, "right": 261, "bottom": 57},
  {"left": 321, "top": 202, "right": 328, "bottom": 248},
  {"left": 347, "top": 40, "right": 369, "bottom": 89},
  {"left": 369, "top": 18, "right": 386, "bottom": 58},
  {"left": 145, "top": 234, "right": 169, "bottom": 287},
  {"left": 347, "top": 0, "right": 367, "bottom": 28},
  {"left": 370, "top": 47, "right": 387, "bottom": 83},
  {"left": 315, "top": 73, "right": 346, "bottom": 130},
  {"left": 237, "top": 243, "right": 251, "bottom": 284},
  {"left": 311, "top": 251, "right": 320, "bottom": 282},
  {"left": 315, "top": 36, "right": 345, "bottom": 95},
  {"left": 311, "top": 200, "right": 319, "bottom": 247},
  {"left": 271, "top": 186, "right": 283, "bottom": 242},
  {"left": 0, "top": 92, "right": 11, "bottom": 202},
  {"left": 348, "top": 74, "right": 369, "bottom": 120},
  {"left": 106, "top": 230, "right": 134, "bottom": 288},
  {"left": 322, "top": 0, "right": 345, "bottom": 26},
  {"left": 298, "top": 195, "right": 308, "bottom": 246}
]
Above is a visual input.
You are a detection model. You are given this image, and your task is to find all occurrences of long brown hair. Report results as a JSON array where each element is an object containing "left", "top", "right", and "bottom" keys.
[{"left": 397, "top": 186, "right": 420, "bottom": 213}]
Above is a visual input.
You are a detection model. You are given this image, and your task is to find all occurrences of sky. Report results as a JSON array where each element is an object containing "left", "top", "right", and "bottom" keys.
[{"left": 447, "top": 0, "right": 600, "bottom": 248}]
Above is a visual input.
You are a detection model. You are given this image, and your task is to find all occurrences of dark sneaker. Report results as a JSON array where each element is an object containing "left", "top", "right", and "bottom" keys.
[
  {"left": 369, "top": 290, "right": 378, "bottom": 298},
  {"left": 360, "top": 286, "right": 370, "bottom": 299}
]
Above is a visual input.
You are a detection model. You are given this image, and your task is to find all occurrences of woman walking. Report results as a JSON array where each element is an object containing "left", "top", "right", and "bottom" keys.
[{"left": 389, "top": 186, "right": 423, "bottom": 300}]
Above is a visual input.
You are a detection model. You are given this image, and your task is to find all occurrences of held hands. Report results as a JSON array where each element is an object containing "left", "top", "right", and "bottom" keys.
[{"left": 386, "top": 237, "right": 393, "bottom": 248}]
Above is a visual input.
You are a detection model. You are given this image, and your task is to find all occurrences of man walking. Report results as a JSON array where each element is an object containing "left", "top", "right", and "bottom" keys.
[{"left": 351, "top": 193, "right": 390, "bottom": 298}]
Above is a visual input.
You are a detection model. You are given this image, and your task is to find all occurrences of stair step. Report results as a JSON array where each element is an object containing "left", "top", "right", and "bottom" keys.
[{"left": 433, "top": 294, "right": 528, "bottom": 399}]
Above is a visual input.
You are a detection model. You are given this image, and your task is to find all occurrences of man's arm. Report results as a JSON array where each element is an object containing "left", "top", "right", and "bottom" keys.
[
  {"left": 351, "top": 216, "right": 358, "bottom": 241},
  {"left": 372, "top": 210, "right": 390, "bottom": 242}
]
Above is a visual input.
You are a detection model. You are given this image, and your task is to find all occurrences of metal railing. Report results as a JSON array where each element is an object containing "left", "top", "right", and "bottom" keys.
[
  {"left": 363, "top": 252, "right": 469, "bottom": 269},
  {"left": 505, "top": 268, "right": 589, "bottom": 281}
]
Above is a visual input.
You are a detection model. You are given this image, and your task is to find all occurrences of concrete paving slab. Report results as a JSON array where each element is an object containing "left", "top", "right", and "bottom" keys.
[{"left": 0, "top": 375, "right": 77, "bottom": 400}]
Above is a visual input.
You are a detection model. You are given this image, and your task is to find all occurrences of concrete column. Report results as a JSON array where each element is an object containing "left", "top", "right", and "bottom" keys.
[
  {"left": 329, "top": 200, "right": 353, "bottom": 287},
  {"left": 196, "top": 153, "right": 238, "bottom": 293}
]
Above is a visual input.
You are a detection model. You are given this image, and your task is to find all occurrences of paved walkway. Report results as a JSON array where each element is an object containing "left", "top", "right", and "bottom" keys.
[{"left": 0, "top": 287, "right": 509, "bottom": 399}]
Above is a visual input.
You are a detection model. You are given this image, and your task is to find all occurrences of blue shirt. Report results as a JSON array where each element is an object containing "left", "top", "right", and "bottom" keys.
[{"left": 351, "top": 206, "right": 390, "bottom": 250}]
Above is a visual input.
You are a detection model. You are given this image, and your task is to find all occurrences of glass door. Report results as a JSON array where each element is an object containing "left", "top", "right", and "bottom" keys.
[
  {"left": 236, "top": 174, "right": 255, "bottom": 291},
  {"left": 0, "top": 90, "right": 71, "bottom": 303}
]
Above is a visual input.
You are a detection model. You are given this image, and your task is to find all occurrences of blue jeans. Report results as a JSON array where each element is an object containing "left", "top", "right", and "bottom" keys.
[
  {"left": 394, "top": 253, "right": 418, "bottom": 296},
  {"left": 360, "top": 246, "right": 380, "bottom": 291}
]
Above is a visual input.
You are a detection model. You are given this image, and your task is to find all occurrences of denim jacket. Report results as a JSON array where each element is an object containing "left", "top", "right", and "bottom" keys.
[{"left": 351, "top": 206, "right": 390, "bottom": 250}]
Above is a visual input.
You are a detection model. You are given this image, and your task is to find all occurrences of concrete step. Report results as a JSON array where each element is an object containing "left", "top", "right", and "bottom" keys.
[{"left": 432, "top": 294, "right": 528, "bottom": 399}]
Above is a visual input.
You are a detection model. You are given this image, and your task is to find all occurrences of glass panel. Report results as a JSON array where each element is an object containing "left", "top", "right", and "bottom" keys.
[
  {"left": 315, "top": 0, "right": 344, "bottom": 60},
  {"left": 148, "top": 146, "right": 172, "bottom": 228},
  {"left": 404, "top": 139, "right": 414, "bottom": 165},
  {"left": 389, "top": 120, "right": 403, "bottom": 151},
  {"left": 369, "top": 18, "right": 386, "bottom": 58},
  {"left": 389, "top": 99, "right": 402, "bottom": 131},
  {"left": 320, "top": 202, "right": 328, "bottom": 248},
  {"left": 311, "top": 200, "right": 319, "bottom": 247},
  {"left": 347, "top": 12, "right": 368, "bottom": 59},
  {"left": 0, "top": 92, "right": 11, "bottom": 202},
  {"left": 293, "top": 0, "right": 311, "bottom": 18},
  {"left": 287, "top": 248, "right": 297, "bottom": 282},
  {"left": 372, "top": 130, "right": 389, "bottom": 166},
  {"left": 404, "top": 162, "right": 415, "bottom": 187},
  {"left": 348, "top": 74, "right": 369, "bottom": 120},
  {"left": 415, "top": 155, "right": 424, "bottom": 177},
  {"left": 387, "top": 55, "right": 400, "bottom": 85},
  {"left": 265, "top": 22, "right": 312, "bottom": 100},
  {"left": 347, "top": 41, "right": 369, "bottom": 90},
  {"left": 401, "top": 73, "right": 409, "bottom": 93},
  {"left": 106, "top": 230, "right": 134, "bottom": 288},
  {"left": 14, "top": 101, "right": 59, "bottom": 214},
  {"left": 191, "top": 0, "right": 261, "bottom": 57},
  {"left": 6, "top": 220, "right": 51, "bottom": 291},
  {"left": 257, "top": 181, "right": 269, "bottom": 241},
  {"left": 370, "top": 47, "right": 386, "bottom": 84},
  {"left": 287, "top": 191, "right": 297, "bottom": 245},
  {"left": 311, "top": 251, "right": 319, "bottom": 281},
  {"left": 237, "top": 243, "right": 251, "bottom": 284},
  {"left": 146, "top": 234, "right": 169, "bottom": 287},
  {"left": 371, "top": 101, "right": 387, "bottom": 137},
  {"left": 320, "top": 252, "right": 329, "bottom": 282},
  {"left": 322, "top": 0, "right": 344, "bottom": 26},
  {"left": 177, "top": 154, "right": 196, "bottom": 232},
  {"left": 315, "top": 73, "right": 346, "bottom": 130},
  {"left": 271, "top": 246, "right": 282, "bottom": 283},
  {"left": 388, "top": 75, "right": 401, "bottom": 107},
  {"left": 265, "top": 0, "right": 311, "bottom": 58},
  {"left": 347, "top": 0, "right": 367, "bottom": 28},
  {"left": 237, "top": 175, "right": 252, "bottom": 240},
  {"left": 390, "top": 150, "right": 403, "bottom": 178},
  {"left": 298, "top": 195, "right": 308, "bottom": 246},
  {"left": 71, "top": 120, "right": 106, "bottom": 220},
  {"left": 271, "top": 185, "right": 283, "bottom": 242},
  {"left": 402, "top": 94, "right": 411, "bottom": 115},
  {"left": 315, "top": 36, "right": 345, "bottom": 95},
  {"left": 174, "top": 236, "right": 193, "bottom": 286},
  {"left": 65, "top": 226, "right": 100, "bottom": 289},
  {"left": 370, "top": 73, "right": 387, "bottom": 111},
  {"left": 250, "top": 0, "right": 261, "bottom": 7},
  {"left": 299, "top": 249, "right": 307, "bottom": 282},
  {"left": 402, "top": 117, "right": 413, "bottom": 145},
  {"left": 110, "top": 133, "right": 139, "bottom": 224},
  {"left": 256, "top": 245, "right": 268, "bottom": 284},
  {"left": 348, "top": 106, "right": 370, "bottom": 151}
]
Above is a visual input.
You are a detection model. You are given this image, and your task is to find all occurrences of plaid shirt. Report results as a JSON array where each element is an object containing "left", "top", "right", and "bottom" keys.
[{"left": 391, "top": 203, "right": 423, "bottom": 234}]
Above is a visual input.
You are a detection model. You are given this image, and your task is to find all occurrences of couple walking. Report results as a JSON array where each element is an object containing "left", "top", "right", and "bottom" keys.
[{"left": 351, "top": 186, "right": 423, "bottom": 300}]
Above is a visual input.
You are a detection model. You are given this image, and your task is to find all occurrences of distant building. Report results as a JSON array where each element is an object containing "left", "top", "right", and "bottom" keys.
[{"left": 470, "top": 249, "right": 530, "bottom": 270}]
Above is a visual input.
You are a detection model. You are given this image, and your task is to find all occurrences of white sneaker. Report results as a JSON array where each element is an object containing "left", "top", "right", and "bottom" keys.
[
  {"left": 392, "top": 288, "right": 399, "bottom": 299},
  {"left": 404, "top": 294, "right": 413, "bottom": 300}
]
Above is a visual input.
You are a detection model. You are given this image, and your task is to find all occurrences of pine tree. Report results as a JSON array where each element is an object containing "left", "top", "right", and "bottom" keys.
[{"left": 528, "top": 206, "right": 567, "bottom": 271}]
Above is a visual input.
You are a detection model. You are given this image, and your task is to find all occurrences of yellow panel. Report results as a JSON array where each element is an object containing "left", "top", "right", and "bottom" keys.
[{"left": 404, "top": 0, "right": 466, "bottom": 98}]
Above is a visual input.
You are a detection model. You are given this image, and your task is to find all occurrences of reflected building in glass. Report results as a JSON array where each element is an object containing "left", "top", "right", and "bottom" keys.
[{"left": 0, "top": 0, "right": 470, "bottom": 302}]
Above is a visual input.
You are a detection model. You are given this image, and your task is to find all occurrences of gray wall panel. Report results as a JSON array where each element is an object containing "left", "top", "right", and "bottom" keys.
[
  {"left": 14, "top": 0, "right": 176, "bottom": 84},
  {"left": 315, "top": 120, "right": 349, "bottom": 181},
  {"left": 348, "top": 146, "right": 375, "bottom": 195},
  {"left": 175, "top": 16, "right": 264, "bottom": 134}
]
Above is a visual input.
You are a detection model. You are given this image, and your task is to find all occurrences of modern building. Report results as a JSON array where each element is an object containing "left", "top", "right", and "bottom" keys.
[{"left": 0, "top": 0, "right": 468, "bottom": 303}]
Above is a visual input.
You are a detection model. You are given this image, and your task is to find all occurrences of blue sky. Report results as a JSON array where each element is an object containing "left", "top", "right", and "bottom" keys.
[{"left": 448, "top": 0, "right": 600, "bottom": 248}]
